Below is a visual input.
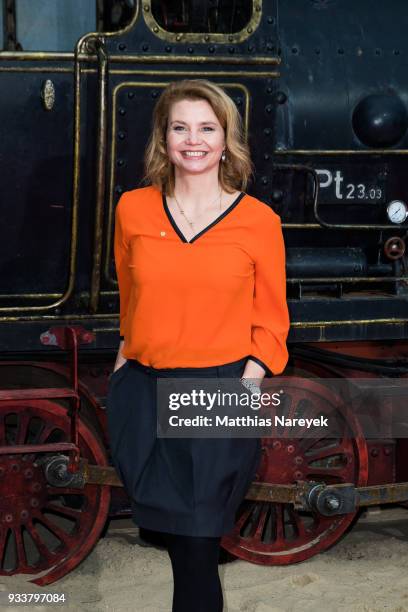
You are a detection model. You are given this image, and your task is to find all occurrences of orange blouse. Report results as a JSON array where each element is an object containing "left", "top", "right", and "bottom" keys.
[{"left": 114, "top": 185, "right": 290, "bottom": 374}]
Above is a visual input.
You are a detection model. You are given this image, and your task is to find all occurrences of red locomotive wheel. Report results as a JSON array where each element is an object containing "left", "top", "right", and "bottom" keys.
[
  {"left": 221, "top": 378, "right": 368, "bottom": 564},
  {"left": 0, "top": 400, "right": 110, "bottom": 585}
]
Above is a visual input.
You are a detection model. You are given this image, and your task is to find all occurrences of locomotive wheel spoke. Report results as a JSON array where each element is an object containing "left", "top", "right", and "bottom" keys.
[
  {"left": 303, "top": 438, "right": 343, "bottom": 455},
  {"left": 293, "top": 406, "right": 332, "bottom": 437},
  {"left": 287, "top": 506, "right": 307, "bottom": 538},
  {"left": 36, "top": 515, "right": 74, "bottom": 548},
  {"left": 46, "top": 486, "right": 87, "bottom": 496},
  {"left": 300, "top": 437, "right": 322, "bottom": 452},
  {"left": 16, "top": 413, "right": 31, "bottom": 445},
  {"left": 0, "top": 528, "right": 7, "bottom": 566},
  {"left": 38, "top": 423, "right": 62, "bottom": 444},
  {"left": 23, "top": 423, "right": 63, "bottom": 463},
  {"left": 305, "top": 465, "right": 343, "bottom": 475},
  {"left": 26, "top": 521, "right": 54, "bottom": 560},
  {"left": 43, "top": 503, "right": 82, "bottom": 520},
  {"left": 253, "top": 503, "right": 269, "bottom": 539},
  {"left": 0, "top": 414, "right": 5, "bottom": 444},
  {"left": 305, "top": 445, "right": 346, "bottom": 462},
  {"left": 280, "top": 407, "right": 320, "bottom": 438},
  {"left": 284, "top": 396, "right": 298, "bottom": 423},
  {"left": 13, "top": 527, "right": 27, "bottom": 570},
  {"left": 236, "top": 503, "right": 256, "bottom": 532},
  {"left": 274, "top": 504, "right": 285, "bottom": 544}
]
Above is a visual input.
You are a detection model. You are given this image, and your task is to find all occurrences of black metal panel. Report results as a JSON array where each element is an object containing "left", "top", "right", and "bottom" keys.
[
  {"left": 277, "top": 0, "right": 408, "bottom": 150},
  {"left": 0, "top": 71, "right": 73, "bottom": 294},
  {"left": 1, "top": 0, "right": 408, "bottom": 356}
]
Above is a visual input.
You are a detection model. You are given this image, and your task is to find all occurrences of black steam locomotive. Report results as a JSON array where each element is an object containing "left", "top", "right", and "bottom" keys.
[{"left": 1, "top": 0, "right": 408, "bottom": 585}]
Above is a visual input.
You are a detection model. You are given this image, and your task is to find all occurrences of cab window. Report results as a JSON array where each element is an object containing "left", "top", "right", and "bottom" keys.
[{"left": 151, "top": 0, "right": 253, "bottom": 34}]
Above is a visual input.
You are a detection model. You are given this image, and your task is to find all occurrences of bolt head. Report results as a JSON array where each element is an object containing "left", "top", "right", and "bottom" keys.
[{"left": 326, "top": 496, "right": 340, "bottom": 510}]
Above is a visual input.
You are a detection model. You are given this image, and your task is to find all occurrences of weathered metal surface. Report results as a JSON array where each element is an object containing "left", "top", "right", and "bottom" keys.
[
  {"left": 357, "top": 482, "right": 408, "bottom": 506},
  {"left": 0, "top": 388, "right": 78, "bottom": 400},
  {"left": 78, "top": 464, "right": 408, "bottom": 508},
  {"left": 81, "top": 459, "right": 123, "bottom": 487},
  {"left": 0, "top": 442, "right": 76, "bottom": 455},
  {"left": 0, "top": 400, "right": 110, "bottom": 586}
]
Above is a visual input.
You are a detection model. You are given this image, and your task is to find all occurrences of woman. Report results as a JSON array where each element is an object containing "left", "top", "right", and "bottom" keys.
[{"left": 107, "top": 79, "right": 290, "bottom": 612}]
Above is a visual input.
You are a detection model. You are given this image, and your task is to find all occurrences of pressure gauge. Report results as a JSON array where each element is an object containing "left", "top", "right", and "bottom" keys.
[{"left": 386, "top": 200, "right": 408, "bottom": 224}]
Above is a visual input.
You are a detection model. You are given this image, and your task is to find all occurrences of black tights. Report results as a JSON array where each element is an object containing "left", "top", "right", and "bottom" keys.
[{"left": 163, "top": 532, "right": 224, "bottom": 612}]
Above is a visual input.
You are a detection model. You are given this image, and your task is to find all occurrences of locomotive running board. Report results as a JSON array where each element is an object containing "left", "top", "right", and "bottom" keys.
[{"left": 45, "top": 457, "right": 408, "bottom": 517}]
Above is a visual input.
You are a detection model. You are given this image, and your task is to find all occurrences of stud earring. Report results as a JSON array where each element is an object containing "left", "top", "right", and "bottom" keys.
[{"left": 221, "top": 150, "right": 226, "bottom": 162}]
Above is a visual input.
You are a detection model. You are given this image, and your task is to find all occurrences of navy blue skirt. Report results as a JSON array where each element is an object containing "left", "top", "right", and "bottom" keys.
[{"left": 106, "top": 356, "right": 261, "bottom": 537}]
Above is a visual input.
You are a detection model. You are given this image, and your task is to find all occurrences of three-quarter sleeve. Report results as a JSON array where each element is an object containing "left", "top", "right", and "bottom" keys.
[
  {"left": 114, "top": 194, "right": 132, "bottom": 339},
  {"left": 249, "top": 212, "right": 290, "bottom": 376}
]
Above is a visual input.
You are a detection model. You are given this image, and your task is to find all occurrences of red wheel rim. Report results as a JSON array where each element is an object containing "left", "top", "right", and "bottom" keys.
[
  {"left": 221, "top": 377, "right": 368, "bottom": 564},
  {"left": 0, "top": 400, "right": 110, "bottom": 585}
]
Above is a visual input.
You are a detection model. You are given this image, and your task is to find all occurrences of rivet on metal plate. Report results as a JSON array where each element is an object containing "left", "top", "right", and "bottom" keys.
[{"left": 41, "top": 79, "right": 55, "bottom": 111}]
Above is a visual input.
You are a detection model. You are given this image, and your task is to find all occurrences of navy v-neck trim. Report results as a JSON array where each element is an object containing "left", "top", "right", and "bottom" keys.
[{"left": 162, "top": 191, "right": 245, "bottom": 244}]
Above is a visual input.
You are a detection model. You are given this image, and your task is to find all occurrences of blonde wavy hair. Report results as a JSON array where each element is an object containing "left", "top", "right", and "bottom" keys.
[{"left": 143, "top": 79, "right": 253, "bottom": 196}]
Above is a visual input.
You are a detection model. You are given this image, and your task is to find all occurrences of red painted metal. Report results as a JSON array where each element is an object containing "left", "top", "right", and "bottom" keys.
[
  {"left": 0, "top": 442, "right": 76, "bottom": 455},
  {"left": 221, "top": 377, "right": 369, "bottom": 564},
  {"left": 0, "top": 360, "right": 109, "bottom": 446},
  {"left": 366, "top": 440, "right": 395, "bottom": 486},
  {"left": 0, "top": 328, "right": 87, "bottom": 469},
  {"left": 0, "top": 389, "right": 78, "bottom": 400},
  {"left": 0, "top": 326, "right": 93, "bottom": 475},
  {"left": 0, "top": 400, "right": 110, "bottom": 585},
  {"left": 0, "top": 326, "right": 110, "bottom": 585}
]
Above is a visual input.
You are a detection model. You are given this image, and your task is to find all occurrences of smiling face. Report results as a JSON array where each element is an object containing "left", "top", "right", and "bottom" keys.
[{"left": 166, "top": 98, "right": 225, "bottom": 177}]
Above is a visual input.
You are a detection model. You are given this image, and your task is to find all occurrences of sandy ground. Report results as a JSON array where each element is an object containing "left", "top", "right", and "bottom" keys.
[{"left": 2, "top": 505, "right": 408, "bottom": 612}]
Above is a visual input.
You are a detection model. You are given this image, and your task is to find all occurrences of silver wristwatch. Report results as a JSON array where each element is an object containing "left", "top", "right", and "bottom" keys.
[{"left": 240, "top": 377, "right": 262, "bottom": 395}]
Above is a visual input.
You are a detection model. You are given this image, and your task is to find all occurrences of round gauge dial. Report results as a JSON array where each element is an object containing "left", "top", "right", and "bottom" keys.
[{"left": 386, "top": 200, "right": 408, "bottom": 224}]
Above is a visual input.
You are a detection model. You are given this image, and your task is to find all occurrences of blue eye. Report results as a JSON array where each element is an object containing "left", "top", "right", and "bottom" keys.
[{"left": 172, "top": 125, "right": 215, "bottom": 132}]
